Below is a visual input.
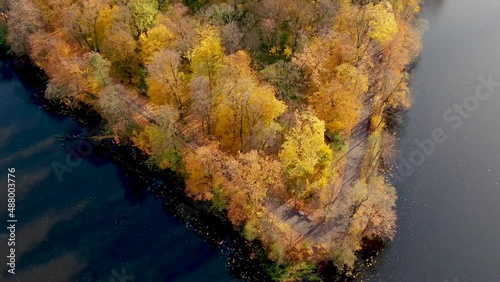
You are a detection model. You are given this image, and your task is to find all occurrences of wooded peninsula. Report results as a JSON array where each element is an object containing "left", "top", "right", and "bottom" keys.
[{"left": 3, "top": 0, "right": 424, "bottom": 280}]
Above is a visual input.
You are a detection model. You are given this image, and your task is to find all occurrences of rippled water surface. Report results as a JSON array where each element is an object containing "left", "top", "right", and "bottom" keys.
[{"left": 365, "top": 0, "right": 500, "bottom": 281}]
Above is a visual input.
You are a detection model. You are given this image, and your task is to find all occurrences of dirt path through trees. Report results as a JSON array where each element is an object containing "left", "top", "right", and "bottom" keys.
[
  {"left": 123, "top": 89, "right": 372, "bottom": 244},
  {"left": 265, "top": 105, "right": 372, "bottom": 244}
]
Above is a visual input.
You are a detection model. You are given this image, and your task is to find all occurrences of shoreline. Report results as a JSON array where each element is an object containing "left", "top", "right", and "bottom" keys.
[
  {"left": 6, "top": 52, "right": 375, "bottom": 281},
  {"left": 6, "top": 56, "right": 276, "bottom": 280}
]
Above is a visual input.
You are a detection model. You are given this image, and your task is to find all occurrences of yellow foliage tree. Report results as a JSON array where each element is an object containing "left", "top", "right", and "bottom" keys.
[
  {"left": 335, "top": 1, "right": 398, "bottom": 49},
  {"left": 213, "top": 51, "right": 286, "bottom": 152},
  {"left": 186, "top": 145, "right": 283, "bottom": 226},
  {"left": 391, "top": 0, "right": 421, "bottom": 20},
  {"left": 185, "top": 143, "right": 227, "bottom": 201},
  {"left": 139, "top": 19, "right": 175, "bottom": 63},
  {"left": 225, "top": 151, "right": 284, "bottom": 225},
  {"left": 347, "top": 176, "right": 397, "bottom": 250},
  {"left": 146, "top": 49, "right": 188, "bottom": 112},
  {"left": 190, "top": 25, "right": 225, "bottom": 78},
  {"left": 368, "top": 2, "right": 399, "bottom": 46},
  {"left": 374, "top": 18, "right": 423, "bottom": 113},
  {"left": 189, "top": 26, "right": 225, "bottom": 134},
  {"left": 308, "top": 63, "right": 368, "bottom": 134},
  {"left": 132, "top": 105, "right": 184, "bottom": 172},
  {"left": 279, "top": 110, "right": 333, "bottom": 198},
  {"left": 101, "top": 22, "right": 137, "bottom": 64}
]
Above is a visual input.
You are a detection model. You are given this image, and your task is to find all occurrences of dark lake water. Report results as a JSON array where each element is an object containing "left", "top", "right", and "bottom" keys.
[
  {"left": 0, "top": 61, "right": 244, "bottom": 281},
  {"left": 364, "top": 0, "right": 500, "bottom": 281}
]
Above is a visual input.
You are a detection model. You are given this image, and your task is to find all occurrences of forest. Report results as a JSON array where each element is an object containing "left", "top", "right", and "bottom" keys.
[{"left": 3, "top": 0, "right": 424, "bottom": 280}]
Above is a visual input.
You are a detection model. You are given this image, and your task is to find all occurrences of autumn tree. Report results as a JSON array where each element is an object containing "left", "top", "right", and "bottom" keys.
[
  {"left": 32, "top": 50, "right": 111, "bottom": 98},
  {"left": 28, "top": 32, "right": 92, "bottom": 99},
  {"left": 279, "top": 110, "right": 333, "bottom": 199},
  {"left": 391, "top": 0, "right": 421, "bottom": 21},
  {"left": 189, "top": 26, "right": 225, "bottom": 134},
  {"left": 127, "top": 0, "right": 159, "bottom": 36},
  {"left": 358, "top": 176, "right": 397, "bottom": 241},
  {"left": 132, "top": 105, "right": 185, "bottom": 172},
  {"left": 162, "top": 3, "right": 199, "bottom": 55},
  {"left": 186, "top": 145, "right": 284, "bottom": 226},
  {"left": 335, "top": 1, "right": 398, "bottom": 54},
  {"left": 225, "top": 151, "right": 284, "bottom": 226},
  {"left": 344, "top": 176, "right": 397, "bottom": 255},
  {"left": 101, "top": 23, "right": 136, "bottom": 63},
  {"left": 72, "top": 3, "right": 140, "bottom": 84},
  {"left": 260, "top": 60, "right": 306, "bottom": 102},
  {"left": 185, "top": 142, "right": 227, "bottom": 201},
  {"left": 189, "top": 75, "right": 213, "bottom": 133},
  {"left": 190, "top": 25, "right": 224, "bottom": 79},
  {"left": 83, "top": 52, "right": 112, "bottom": 96},
  {"left": 294, "top": 31, "right": 357, "bottom": 78},
  {"left": 64, "top": 0, "right": 111, "bottom": 52},
  {"left": 97, "top": 84, "right": 134, "bottom": 136},
  {"left": 213, "top": 51, "right": 286, "bottom": 152},
  {"left": 365, "top": 2, "right": 399, "bottom": 46},
  {"left": 308, "top": 63, "right": 368, "bottom": 134},
  {"left": 221, "top": 21, "right": 243, "bottom": 54},
  {"left": 362, "top": 129, "right": 397, "bottom": 183},
  {"left": 331, "top": 240, "right": 357, "bottom": 270},
  {"left": 138, "top": 16, "right": 175, "bottom": 62},
  {"left": 373, "top": 17, "right": 423, "bottom": 116},
  {"left": 7, "top": 0, "right": 45, "bottom": 55},
  {"left": 245, "top": 0, "right": 315, "bottom": 60},
  {"left": 295, "top": 21, "right": 370, "bottom": 134},
  {"left": 146, "top": 49, "right": 188, "bottom": 112},
  {"left": 44, "top": 81, "right": 70, "bottom": 101}
]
